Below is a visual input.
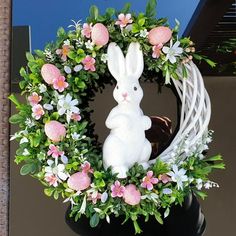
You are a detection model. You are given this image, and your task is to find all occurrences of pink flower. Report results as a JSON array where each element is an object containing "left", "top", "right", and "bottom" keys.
[
  {"left": 47, "top": 144, "right": 64, "bottom": 158},
  {"left": 32, "top": 104, "right": 45, "bottom": 120},
  {"left": 44, "top": 120, "right": 66, "bottom": 142},
  {"left": 56, "top": 45, "right": 71, "bottom": 61},
  {"left": 41, "top": 64, "right": 61, "bottom": 85},
  {"left": 44, "top": 174, "right": 58, "bottom": 187},
  {"left": 91, "top": 23, "right": 109, "bottom": 46},
  {"left": 71, "top": 113, "right": 81, "bottom": 121},
  {"left": 123, "top": 184, "right": 141, "bottom": 206},
  {"left": 81, "top": 23, "right": 93, "bottom": 38},
  {"left": 67, "top": 172, "right": 91, "bottom": 191},
  {"left": 28, "top": 92, "right": 42, "bottom": 106},
  {"left": 148, "top": 26, "right": 172, "bottom": 46},
  {"left": 115, "top": 13, "right": 133, "bottom": 28},
  {"left": 111, "top": 180, "right": 125, "bottom": 198},
  {"left": 88, "top": 192, "right": 102, "bottom": 204},
  {"left": 81, "top": 161, "right": 94, "bottom": 174},
  {"left": 159, "top": 174, "right": 172, "bottom": 184},
  {"left": 152, "top": 43, "right": 163, "bottom": 58},
  {"left": 141, "top": 171, "right": 159, "bottom": 190},
  {"left": 53, "top": 75, "right": 69, "bottom": 92},
  {"left": 82, "top": 56, "right": 96, "bottom": 71}
]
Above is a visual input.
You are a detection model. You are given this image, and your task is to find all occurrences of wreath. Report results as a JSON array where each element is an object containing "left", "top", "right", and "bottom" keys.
[{"left": 9, "top": 1, "right": 224, "bottom": 234}]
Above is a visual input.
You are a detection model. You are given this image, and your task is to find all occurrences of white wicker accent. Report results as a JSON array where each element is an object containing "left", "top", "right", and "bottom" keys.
[{"left": 149, "top": 62, "right": 211, "bottom": 164}]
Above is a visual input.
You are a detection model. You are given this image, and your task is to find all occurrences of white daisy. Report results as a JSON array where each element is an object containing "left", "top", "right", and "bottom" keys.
[
  {"left": 101, "top": 53, "right": 108, "bottom": 63},
  {"left": 39, "top": 84, "right": 47, "bottom": 93},
  {"left": 85, "top": 40, "right": 95, "bottom": 50},
  {"left": 139, "top": 29, "right": 149, "bottom": 38}
]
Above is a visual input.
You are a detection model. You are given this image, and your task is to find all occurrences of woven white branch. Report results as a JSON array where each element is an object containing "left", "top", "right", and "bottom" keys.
[{"left": 149, "top": 62, "right": 211, "bottom": 165}]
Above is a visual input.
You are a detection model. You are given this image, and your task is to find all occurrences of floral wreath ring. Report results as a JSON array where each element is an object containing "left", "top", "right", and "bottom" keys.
[{"left": 9, "top": 2, "right": 224, "bottom": 234}]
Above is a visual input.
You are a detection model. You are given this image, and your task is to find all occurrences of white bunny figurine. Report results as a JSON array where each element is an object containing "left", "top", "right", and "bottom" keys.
[{"left": 103, "top": 42, "right": 152, "bottom": 178}]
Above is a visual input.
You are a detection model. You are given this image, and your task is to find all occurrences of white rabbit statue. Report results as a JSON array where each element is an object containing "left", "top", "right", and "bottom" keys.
[{"left": 103, "top": 42, "right": 152, "bottom": 178}]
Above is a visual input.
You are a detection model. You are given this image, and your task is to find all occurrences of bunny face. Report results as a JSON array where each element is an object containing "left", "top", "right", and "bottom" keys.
[
  {"left": 113, "top": 77, "right": 143, "bottom": 105},
  {"left": 107, "top": 42, "right": 144, "bottom": 106}
]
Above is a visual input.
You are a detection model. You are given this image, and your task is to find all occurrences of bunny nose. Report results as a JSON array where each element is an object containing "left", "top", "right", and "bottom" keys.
[{"left": 122, "top": 92, "right": 128, "bottom": 98}]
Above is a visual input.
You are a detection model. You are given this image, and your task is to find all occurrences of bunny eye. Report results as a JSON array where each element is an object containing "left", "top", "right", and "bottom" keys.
[
  {"left": 134, "top": 86, "right": 138, "bottom": 91},
  {"left": 116, "top": 85, "right": 119, "bottom": 90}
]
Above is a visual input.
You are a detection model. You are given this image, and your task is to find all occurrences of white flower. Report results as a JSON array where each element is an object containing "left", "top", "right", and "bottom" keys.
[
  {"left": 79, "top": 195, "right": 87, "bottom": 214},
  {"left": 57, "top": 94, "right": 80, "bottom": 123},
  {"left": 22, "top": 148, "right": 30, "bottom": 156},
  {"left": 85, "top": 40, "right": 94, "bottom": 50},
  {"left": 45, "top": 159, "right": 69, "bottom": 185},
  {"left": 63, "top": 39, "right": 71, "bottom": 46},
  {"left": 71, "top": 132, "right": 80, "bottom": 140},
  {"left": 10, "top": 130, "right": 28, "bottom": 141},
  {"left": 68, "top": 19, "right": 82, "bottom": 31},
  {"left": 74, "top": 64, "right": 83, "bottom": 72},
  {"left": 43, "top": 49, "right": 55, "bottom": 62},
  {"left": 101, "top": 53, "right": 108, "bottom": 63},
  {"left": 25, "top": 118, "right": 36, "bottom": 128},
  {"left": 204, "top": 181, "right": 219, "bottom": 189},
  {"left": 168, "top": 164, "right": 188, "bottom": 190},
  {"left": 196, "top": 178, "right": 203, "bottom": 190},
  {"left": 20, "top": 137, "right": 28, "bottom": 144},
  {"left": 64, "top": 66, "right": 72, "bottom": 74},
  {"left": 139, "top": 29, "right": 149, "bottom": 38},
  {"left": 39, "top": 84, "right": 47, "bottom": 93},
  {"left": 43, "top": 104, "right": 53, "bottom": 110},
  {"left": 141, "top": 192, "right": 159, "bottom": 204},
  {"left": 162, "top": 40, "right": 183, "bottom": 64}
]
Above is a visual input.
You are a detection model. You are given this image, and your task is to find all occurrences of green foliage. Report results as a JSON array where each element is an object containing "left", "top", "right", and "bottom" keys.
[
  {"left": 90, "top": 213, "right": 100, "bottom": 227},
  {"left": 145, "top": 0, "right": 157, "bottom": 18}
]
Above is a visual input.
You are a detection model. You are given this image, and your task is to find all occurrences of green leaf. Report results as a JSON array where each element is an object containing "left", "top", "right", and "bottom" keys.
[
  {"left": 57, "top": 27, "right": 66, "bottom": 37},
  {"left": 8, "top": 94, "right": 22, "bottom": 109},
  {"left": 20, "top": 163, "right": 36, "bottom": 175},
  {"left": 53, "top": 190, "right": 59, "bottom": 200},
  {"left": 204, "top": 58, "right": 216, "bottom": 68},
  {"left": 211, "top": 163, "right": 225, "bottom": 169},
  {"left": 106, "top": 8, "right": 115, "bottom": 17},
  {"left": 121, "top": 3, "right": 131, "bottom": 14},
  {"left": 154, "top": 211, "right": 163, "bottom": 224},
  {"left": 182, "top": 65, "right": 188, "bottom": 79},
  {"left": 34, "top": 49, "right": 45, "bottom": 58},
  {"left": 9, "top": 113, "right": 24, "bottom": 124},
  {"left": 44, "top": 188, "right": 54, "bottom": 197},
  {"left": 145, "top": 0, "right": 157, "bottom": 18},
  {"left": 206, "top": 155, "right": 223, "bottom": 162},
  {"left": 89, "top": 5, "right": 99, "bottom": 20},
  {"left": 26, "top": 52, "right": 34, "bottom": 62},
  {"left": 194, "top": 190, "right": 207, "bottom": 200},
  {"left": 90, "top": 213, "right": 100, "bottom": 227},
  {"left": 138, "top": 18, "right": 145, "bottom": 26}
]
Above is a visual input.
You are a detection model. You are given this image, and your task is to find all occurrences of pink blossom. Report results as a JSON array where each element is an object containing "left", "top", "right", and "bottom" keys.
[
  {"left": 159, "top": 174, "right": 172, "bottom": 184},
  {"left": 148, "top": 26, "right": 172, "bottom": 46},
  {"left": 141, "top": 171, "right": 159, "bottom": 190},
  {"left": 44, "top": 120, "right": 66, "bottom": 142},
  {"left": 44, "top": 174, "right": 58, "bottom": 187},
  {"left": 152, "top": 43, "right": 163, "bottom": 58},
  {"left": 81, "top": 161, "right": 94, "bottom": 174},
  {"left": 28, "top": 92, "right": 42, "bottom": 106},
  {"left": 111, "top": 180, "right": 125, "bottom": 198},
  {"left": 67, "top": 172, "right": 91, "bottom": 191},
  {"left": 115, "top": 13, "right": 133, "bottom": 28},
  {"left": 82, "top": 56, "right": 96, "bottom": 71},
  {"left": 81, "top": 23, "right": 93, "bottom": 38},
  {"left": 47, "top": 144, "right": 64, "bottom": 158},
  {"left": 53, "top": 75, "right": 69, "bottom": 92},
  {"left": 123, "top": 184, "right": 141, "bottom": 206},
  {"left": 32, "top": 104, "right": 45, "bottom": 120},
  {"left": 56, "top": 45, "right": 71, "bottom": 61},
  {"left": 91, "top": 23, "right": 109, "bottom": 46},
  {"left": 88, "top": 192, "right": 102, "bottom": 204},
  {"left": 41, "top": 64, "right": 61, "bottom": 85},
  {"left": 71, "top": 113, "right": 81, "bottom": 121}
]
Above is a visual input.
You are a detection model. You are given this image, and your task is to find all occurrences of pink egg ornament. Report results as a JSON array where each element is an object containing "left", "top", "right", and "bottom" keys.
[
  {"left": 148, "top": 26, "right": 172, "bottom": 46},
  {"left": 44, "top": 120, "right": 66, "bottom": 142},
  {"left": 123, "top": 184, "right": 141, "bottom": 206},
  {"left": 41, "top": 64, "right": 61, "bottom": 85},
  {"left": 67, "top": 172, "right": 91, "bottom": 191},
  {"left": 91, "top": 23, "right": 109, "bottom": 47}
]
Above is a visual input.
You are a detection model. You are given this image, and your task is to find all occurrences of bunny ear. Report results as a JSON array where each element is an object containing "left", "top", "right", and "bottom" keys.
[
  {"left": 107, "top": 42, "right": 126, "bottom": 81},
  {"left": 125, "top": 42, "right": 144, "bottom": 79}
]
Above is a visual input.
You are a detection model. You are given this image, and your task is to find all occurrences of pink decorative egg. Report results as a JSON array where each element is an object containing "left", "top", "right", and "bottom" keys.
[
  {"left": 91, "top": 23, "right": 109, "bottom": 46},
  {"left": 67, "top": 172, "right": 91, "bottom": 191},
  {"left": 123, "top": 184, "right": 141, "bottom": 206},
  {"left": 148, "top": 26, "right": 172, "bottom": 46},
  {"left": 41, "top": 64, "right": 61, "bottom": 84},
  {"left": 44, "top": 120, "right": 66, "bottom": 142}
]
